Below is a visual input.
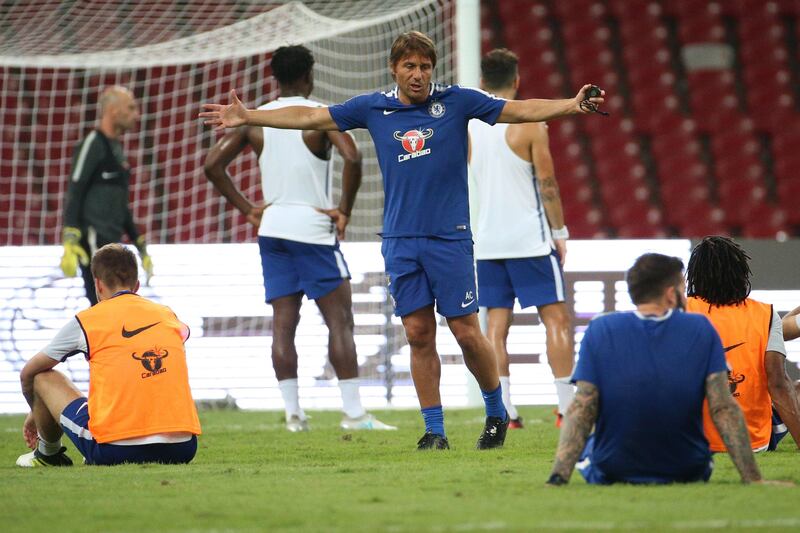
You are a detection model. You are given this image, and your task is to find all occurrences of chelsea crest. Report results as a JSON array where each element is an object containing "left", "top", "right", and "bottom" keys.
[{"left": 428, "top": 101, "right": 445, "bottom": 118}]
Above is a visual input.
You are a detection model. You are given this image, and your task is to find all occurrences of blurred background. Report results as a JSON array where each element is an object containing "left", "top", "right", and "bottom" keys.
[{"left": 0, "top": 0, "right": 798, "bottom": 413}]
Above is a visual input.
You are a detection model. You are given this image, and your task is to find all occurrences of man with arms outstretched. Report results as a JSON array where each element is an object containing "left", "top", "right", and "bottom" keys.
[
  {"left": 469, "top": 48, "right": 574, "bottom": 428},
  {"left": 204, "top": 45, "right": 394, "bottom": 432},
  {"left": 547, "top": 253, "right": 784, "bottom": 485},
  {"left": 17, "top": 244, "right": 200, "bottom": 467},
  {"left": 201, "top": 31, "right": 605, "bottom": 449}
]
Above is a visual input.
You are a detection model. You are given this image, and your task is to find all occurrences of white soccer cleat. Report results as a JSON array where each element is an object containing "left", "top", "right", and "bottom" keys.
[
  {"left": 340, "top": 413, "right": 397, "bottom": 431},
  {"left": 285, "top": 415, "right": 309, "bottom": 432},
  {"left": 15, "top": 450, "right": 37, "bottom": 467}
]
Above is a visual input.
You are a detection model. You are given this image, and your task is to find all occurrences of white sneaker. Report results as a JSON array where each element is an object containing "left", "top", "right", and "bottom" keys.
[
  {"left": 340, "top": 413, "right": 397, "bottom": 431},
  {"left": 15, "top": 450, "right": 36, "bottom": 467},
  {"left": 285, "top": 415, "right": 309, "bottom": 432}
]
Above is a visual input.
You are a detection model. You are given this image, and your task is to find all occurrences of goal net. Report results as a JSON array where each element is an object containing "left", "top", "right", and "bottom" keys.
[
  {"left": 0, "top": 0, "right": 457, "bottom": 246},
  {"left": 1, "top": 0, "right": 471, "bottom": 411}
]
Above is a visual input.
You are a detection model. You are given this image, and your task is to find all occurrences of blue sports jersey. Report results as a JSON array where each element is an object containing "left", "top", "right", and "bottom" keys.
[
  {"left": 573, "top": 310, "right": 727, "bottom": 484},
  {"left": 329, "top": 84, "right": 505, "bottom": 239}
]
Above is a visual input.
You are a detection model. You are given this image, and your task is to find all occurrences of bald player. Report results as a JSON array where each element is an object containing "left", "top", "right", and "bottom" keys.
[{"left": 60, "top": 86, "right": 153, "bottom": 306}]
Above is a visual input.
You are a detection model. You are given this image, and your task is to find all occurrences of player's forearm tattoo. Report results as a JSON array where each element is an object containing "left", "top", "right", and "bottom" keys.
[
  {"left": 706, "top": 371, "right": 762, "bottom": 483},
  {"left": 539, "top": 176, "right": 560, "bottom": 203},
  {"left": 550, "top": 381, "right": 598, "bottom": 482}
]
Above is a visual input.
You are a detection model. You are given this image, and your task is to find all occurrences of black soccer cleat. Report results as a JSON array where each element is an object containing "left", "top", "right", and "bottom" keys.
[
  {"left": 476, "top": 415, "right": 509, "bottom": 450},
  {"left": 16, "top": 446, "right": 74, "bottom": 467},
  {"left": 416, "top": 431, "right": 450, "bottom": 450}
]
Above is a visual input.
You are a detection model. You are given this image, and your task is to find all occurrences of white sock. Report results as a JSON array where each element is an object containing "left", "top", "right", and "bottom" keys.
[
  {"left": 554, "top": 376, "right": 575, "bottom": 415},
  {"left": 338, "top": 378, "right": 366, "bottom": 419},
  {"left": 37, "top": 434, "right": 61, "bottom": 456},
  {"left": 499, "top": 376, "right": 519, "bottom": 420},
  {"left": 278, "top": 379, "right": 306, "bottom": 420}
]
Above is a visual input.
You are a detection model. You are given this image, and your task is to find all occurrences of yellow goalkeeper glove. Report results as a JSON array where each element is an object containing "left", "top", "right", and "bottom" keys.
[
  {"left": 60, "top": 227, "right": 89, "bottom": 278},
  {"left": 135, "top": 235, "right": 154, "bottom": 285}
]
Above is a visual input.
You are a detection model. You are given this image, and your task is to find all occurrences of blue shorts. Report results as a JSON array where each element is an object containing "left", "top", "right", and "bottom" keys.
[
  {"left": 382, "top": 237, "right": 477, "bottom": 318},
  {"left": 476, "top": 249, "right": 565, "bottom": 309},
  {"left": 258, "top": 236, "right": 350, "bottom": 302},
  {"left": 576, "top": 434, "right": 713, "bottom": 485},
  {"left": 60, "top": 397, "right": 198, "bottom": 466}
]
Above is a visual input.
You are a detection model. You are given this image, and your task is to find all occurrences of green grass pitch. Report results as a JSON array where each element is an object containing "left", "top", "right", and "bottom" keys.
[{"left": 1, "top": 406, "right": 799, "bottom": 532}]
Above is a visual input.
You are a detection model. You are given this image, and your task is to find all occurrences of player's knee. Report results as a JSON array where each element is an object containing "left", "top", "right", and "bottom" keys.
[
  {"left": 543, "top": 310, "right": 571, "bottom": 334},
  {"left": 453, "top": 327, "right": 484, "bottom": 353},
  {"left": 405, "top": 323, "right": 436, "bottom": 349},
  {"left": 328, "top": 308, "right": 355, "bottom": 334},
  {"left": 32, "top": 370, "right": 60, "bottom": 391}
]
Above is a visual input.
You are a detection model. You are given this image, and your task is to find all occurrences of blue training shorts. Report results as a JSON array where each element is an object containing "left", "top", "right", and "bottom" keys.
[
  {"left": 476, "top": 249, "right": 565, "bottom": 309},
  {"left": 258, "top": 236, "right": 351, "bottom": 302},
  {"left": 60, "top": 397, "right": 197, "bottom": 465},
  {"left": 576, "top": 434, "right": 713, "bottom": 485},
  {"left": 381, "top": 237, "right": 477, "bottom": 318}
]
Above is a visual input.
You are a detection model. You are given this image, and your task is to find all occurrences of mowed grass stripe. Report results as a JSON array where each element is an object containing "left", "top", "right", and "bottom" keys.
[{"left": 1, "top": 407, "right": 798, "bottom": 532}]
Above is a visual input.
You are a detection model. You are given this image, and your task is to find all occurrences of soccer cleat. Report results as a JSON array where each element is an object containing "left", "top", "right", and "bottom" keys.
[
  {"left": 554, "top": 408, "right": 564, "bottom": 428},
  {"left": 476, "top": 415, "right": 509, "bottom": 450},
  {"left": 285, "top": 415, "right": 309, "bottom": 432},
  {"left": 340, "top": 413, "right": 397, "bottom": 431},
  {"left": 416, "top": 431, "right": 450, "bottom": 450},
  {"left": 508, "top": 417, "right": 524, "bottom": 430},
  {"left": 16, "top": 447, "right": 73, "bottom": 467}
]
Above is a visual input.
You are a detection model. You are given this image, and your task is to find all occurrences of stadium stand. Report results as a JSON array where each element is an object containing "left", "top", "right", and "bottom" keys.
[
  {"left": 491, "top": 0, "right": 800, "bottom": 238},
  {"left": 2, "top": 0, "right": 798, "bottom": 241}
]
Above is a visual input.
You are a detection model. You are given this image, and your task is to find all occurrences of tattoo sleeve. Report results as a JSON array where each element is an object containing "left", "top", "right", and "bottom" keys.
[
  {"left": 549, "top": 380, "right": 599, "bottom": 482},
  {"left": 706, "top": 370, "right": 762, "bottom": 483}
]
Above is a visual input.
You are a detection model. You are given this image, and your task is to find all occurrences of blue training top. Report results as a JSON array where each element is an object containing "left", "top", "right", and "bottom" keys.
[
  {"left": 573, "top": 309, "right": 727, "bottom": 484},
  {"left": 329, "top": 84, "right": 505, "bottom": 240}
]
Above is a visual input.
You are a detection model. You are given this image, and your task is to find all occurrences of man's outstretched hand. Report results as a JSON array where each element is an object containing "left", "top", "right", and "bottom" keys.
[
  {"left": 574, "top": 84, "right": 605, "bottom": 114},
  {"left": 200, "top": 89, "right": 249, "bottom": 131}
]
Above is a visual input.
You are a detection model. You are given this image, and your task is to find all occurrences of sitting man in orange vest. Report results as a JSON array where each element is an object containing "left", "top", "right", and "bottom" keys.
[
  {"left": 686, "top": 236, "right": 800, "bottom": 452},
  {"left": 17, "top": 243, "right": 201, "bottom": 466}
]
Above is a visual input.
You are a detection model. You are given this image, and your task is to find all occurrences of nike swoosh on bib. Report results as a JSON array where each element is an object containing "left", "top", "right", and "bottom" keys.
[
  {"left": 121, "top": 321, "right": 160, "bottom": 338},
  {"left": 724, "top": 342, "right": 745, "bottom": 352},
  {"left": 383, "top": 109, "right": 398, "bottom": 115}
]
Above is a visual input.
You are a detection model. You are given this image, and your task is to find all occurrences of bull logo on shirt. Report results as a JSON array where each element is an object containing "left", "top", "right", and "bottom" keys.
[
  {"left": 132, "top": 348, "right": 169, "bottom": 378},
  {"left": 728, "top": 370, "right": 745, "bottom": 397},
  {"left": 394, "top": 129, "right": 434, "bottom": 162}
]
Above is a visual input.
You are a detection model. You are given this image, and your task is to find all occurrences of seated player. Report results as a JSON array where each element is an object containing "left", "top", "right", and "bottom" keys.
[
  {"left": 546, "top": 253, "right": 769, "bottom": 485},
  {"left": 686, "top": 236, "right": 800, "bottom": 452},
  {"left": 16, "top": 244, "right": 201, "bottom": 466}
]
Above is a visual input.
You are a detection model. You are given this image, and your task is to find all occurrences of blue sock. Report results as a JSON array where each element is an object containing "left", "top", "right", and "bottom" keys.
[
  {"left": 482, "top": 384, "right": 507, "bottom": 419},
  {"left": 421, "top": 405, "right": 445, "bottom": 436}
]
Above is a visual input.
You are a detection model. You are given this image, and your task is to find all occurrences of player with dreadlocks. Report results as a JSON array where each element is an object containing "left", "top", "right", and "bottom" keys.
[{"left": 686, "top": 236, "right": 800, "bottom": 452}]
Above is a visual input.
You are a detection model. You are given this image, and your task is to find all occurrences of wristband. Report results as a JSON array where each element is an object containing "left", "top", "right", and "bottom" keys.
[
  {"left": 551, "top": 226, "right": 569, "bottom": 240},
  {"left": 546, "top": 473, "right": 568, "bottom": 486}
]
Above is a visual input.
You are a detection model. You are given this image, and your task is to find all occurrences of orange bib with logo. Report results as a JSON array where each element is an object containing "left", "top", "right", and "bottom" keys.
[
  {"left": 687, "top": 297, "right": 772, "bottom": 452},
  {"left": 76, "top": 293, "right": 201, "bottom": 443}
]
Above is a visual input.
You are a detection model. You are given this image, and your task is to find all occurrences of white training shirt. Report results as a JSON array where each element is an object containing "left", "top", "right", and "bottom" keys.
[
  {"left": 257, "top": 96, "right": 336, "bottom": 245},
  {"left": 468, "top": 120, "right": 554, "bottom": 260}
]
